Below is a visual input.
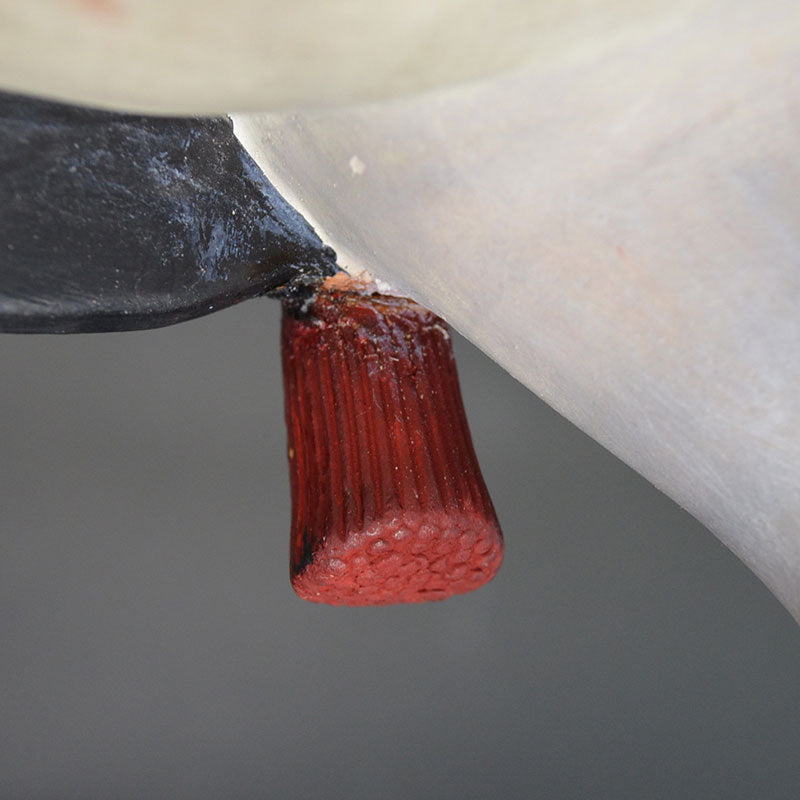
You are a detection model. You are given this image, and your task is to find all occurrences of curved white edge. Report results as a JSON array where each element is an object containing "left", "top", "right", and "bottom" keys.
[
  {"left": 232, "top": 0, "right": 800, "bottom": 621},
  {"left": 0, "top": 0, "right": 661, "bottom": 114}
]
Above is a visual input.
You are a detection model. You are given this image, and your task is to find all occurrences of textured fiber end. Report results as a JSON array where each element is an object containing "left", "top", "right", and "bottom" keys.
[
  {"left": 291, "top": 510, "right": 502, "bottom": 605},
  {"left": 281, "top": 288, "right": 503, "bottom": 606}
]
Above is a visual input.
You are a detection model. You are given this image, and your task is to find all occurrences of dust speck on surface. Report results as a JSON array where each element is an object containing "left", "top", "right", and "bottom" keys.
[{"left": 349, "top": 155, "right": 366, "bottom": 176}]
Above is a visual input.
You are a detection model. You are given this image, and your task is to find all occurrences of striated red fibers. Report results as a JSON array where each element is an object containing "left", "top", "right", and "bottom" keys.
[{"left": 281, "top": 287, "right": 503, "bottom": 605}]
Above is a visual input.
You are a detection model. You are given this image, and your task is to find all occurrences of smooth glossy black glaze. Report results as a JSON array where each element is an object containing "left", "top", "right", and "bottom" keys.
[{"left": 0, "top": 92, "right": 337, "bottom": 333}]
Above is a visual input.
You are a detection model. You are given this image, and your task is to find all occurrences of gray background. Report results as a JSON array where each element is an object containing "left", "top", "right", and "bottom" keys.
[{"left": 2, "top": 298, "right": 799, "bottom": 799}]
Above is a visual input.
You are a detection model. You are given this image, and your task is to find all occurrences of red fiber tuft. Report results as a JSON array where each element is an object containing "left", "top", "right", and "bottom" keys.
[{"left": 281, "top": 289, "right": 503, "bottom": 605}]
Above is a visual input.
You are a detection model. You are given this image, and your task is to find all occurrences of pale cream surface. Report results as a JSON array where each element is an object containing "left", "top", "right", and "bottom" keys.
[
  {"left": 233, "top": 0, "right": 800, "bottom": 620},
  {"left": 1, "top": 0, "right": 698, "bottom": 113}
]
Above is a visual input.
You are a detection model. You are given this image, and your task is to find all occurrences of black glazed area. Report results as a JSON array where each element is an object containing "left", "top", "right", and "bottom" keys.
[{"left": 0, "top": 92, "right": 337, "bottom": 333}]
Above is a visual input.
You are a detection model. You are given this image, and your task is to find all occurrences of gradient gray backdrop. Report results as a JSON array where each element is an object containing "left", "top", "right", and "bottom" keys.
[{"left": 2, "top": 298, "right": 799, "bottom": 799}]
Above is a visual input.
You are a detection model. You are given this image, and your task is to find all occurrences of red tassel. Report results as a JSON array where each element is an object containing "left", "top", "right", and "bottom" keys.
[{"left": 281, "top": 286, "right": 503, "bottom": 605}]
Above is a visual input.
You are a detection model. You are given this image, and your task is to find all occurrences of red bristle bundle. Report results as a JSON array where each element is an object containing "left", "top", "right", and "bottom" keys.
[{"left": 281, "top": 288, "right": 503, "bottom": 605}]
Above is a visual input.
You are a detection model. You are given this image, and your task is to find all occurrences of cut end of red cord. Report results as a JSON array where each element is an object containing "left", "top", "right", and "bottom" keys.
[
  {"left": 291, "top": 509, "right": 502, "bottom": 605},
  {"left": 281, "top": 285, "right": 503, "bottom": 606}
]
